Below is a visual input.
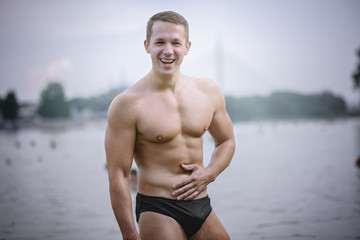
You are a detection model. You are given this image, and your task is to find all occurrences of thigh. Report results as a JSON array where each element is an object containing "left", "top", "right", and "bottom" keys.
[
  {"left": 138, "top": 211, "right": 187, "bottom": 240},
  {"left": 189, "top": 210, "right": 230, "bottom": 240}
]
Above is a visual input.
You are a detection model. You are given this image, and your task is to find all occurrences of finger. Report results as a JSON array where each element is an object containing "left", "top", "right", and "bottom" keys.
[
  {"left": 172, "top": 176, "right": 192, "bottom": 189},
  {"left": 184, "top": 190, "right": 199, "bottom": 201},
  {"left": 181, "top": 163, "right": 198, "bottom": 171},
  {"left": 173, "top": 182, "right": 195, "bottom": 196},
  {"left": 177, "top": 188, "right": 197, "bottom": 200}
]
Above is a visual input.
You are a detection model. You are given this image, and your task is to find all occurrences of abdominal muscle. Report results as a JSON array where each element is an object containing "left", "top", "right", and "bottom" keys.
[
  {"left": 136, "top": 168, "right": 208, "bottom": 200},
  {"left": 133, "top": 137, "right": 207, "bottom": 199}
]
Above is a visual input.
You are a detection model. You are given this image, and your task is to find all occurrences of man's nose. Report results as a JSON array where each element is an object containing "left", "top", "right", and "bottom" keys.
[{"left": 163, "top": 43, "right": 174, "bottom": 55}]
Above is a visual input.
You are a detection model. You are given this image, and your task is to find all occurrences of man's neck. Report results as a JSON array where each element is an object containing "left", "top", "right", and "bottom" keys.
[{"left": 148, "top": 70, "right": 182, "bottom": 91}]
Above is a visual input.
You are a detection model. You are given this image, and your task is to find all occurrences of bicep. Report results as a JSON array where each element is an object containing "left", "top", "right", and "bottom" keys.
[
  {"left": 208, "top": 91, "right": 234, "bottom": 146},
  {"left": 105, "top": 125, "right": 136, "bottom": 179},
  {"left": 209, "top": 109, "right": 234, "bottom": 146},
  {"left": 105, "top": 96, "right": 137, "bottom": 180}
]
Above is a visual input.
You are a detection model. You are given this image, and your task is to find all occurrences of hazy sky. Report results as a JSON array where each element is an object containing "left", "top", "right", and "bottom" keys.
[{"left": 1, "top": 0, "right": 360, "bottom": 105}]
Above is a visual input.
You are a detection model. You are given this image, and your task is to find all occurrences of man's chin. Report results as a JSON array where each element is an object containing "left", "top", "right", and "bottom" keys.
[{"left": 159, "top": 68, "right": 177, "bottom": 76}]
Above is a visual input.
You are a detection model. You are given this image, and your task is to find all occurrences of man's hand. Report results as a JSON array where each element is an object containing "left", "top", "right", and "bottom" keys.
[{"left": 172, "top": 163, "right": 212, "bottom": 200}]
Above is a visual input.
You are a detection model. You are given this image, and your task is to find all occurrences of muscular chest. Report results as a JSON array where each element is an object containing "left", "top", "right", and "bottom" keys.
[{"left": 136, "top": 90, "right": 213, "bottom": 142}]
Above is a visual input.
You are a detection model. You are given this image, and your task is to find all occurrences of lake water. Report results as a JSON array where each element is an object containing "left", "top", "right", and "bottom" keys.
[{"left": 0, "top": 118, "right": 359, "bottom": 240}]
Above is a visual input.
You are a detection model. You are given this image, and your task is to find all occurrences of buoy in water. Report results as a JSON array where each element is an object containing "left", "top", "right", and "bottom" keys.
[
  {"left": 14, "top": 140, "right": 21, "bottom": 149},
  {"left": 356, "top": 156, "right": 360, "bottom": 168},
  {"left": 5, "top": 158, "right": 11, "bottom": 166},
  {"left": 50, "top": 140, "right": 57, "bottom": 149}
]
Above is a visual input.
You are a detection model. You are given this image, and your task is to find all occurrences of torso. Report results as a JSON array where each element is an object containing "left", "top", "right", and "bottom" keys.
[{"left": 129, "top": 75, "right": 215, "bottom": 199}]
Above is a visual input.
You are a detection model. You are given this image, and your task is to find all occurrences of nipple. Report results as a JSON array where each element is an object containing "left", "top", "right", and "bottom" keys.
[
  {"left": 157, "top": 135, "right": 164, "bottom": 141},
  {"left": 203, "top": 127, "right": 207, "bottom": 132}
]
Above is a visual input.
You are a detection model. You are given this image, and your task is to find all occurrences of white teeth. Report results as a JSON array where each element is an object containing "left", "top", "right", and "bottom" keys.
[{"left": 160, "top": 59, "right": 175, "bottom": 64}]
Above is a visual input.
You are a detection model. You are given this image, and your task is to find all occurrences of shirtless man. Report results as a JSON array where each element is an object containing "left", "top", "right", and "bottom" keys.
[{"left": 105, "top": 11, "right": 235, "bottom": 240}]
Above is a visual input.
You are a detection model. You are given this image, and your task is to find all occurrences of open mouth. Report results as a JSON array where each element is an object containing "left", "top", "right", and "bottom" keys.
[{"left": 160, "top": 58, "right": 175, "bottom": 64}]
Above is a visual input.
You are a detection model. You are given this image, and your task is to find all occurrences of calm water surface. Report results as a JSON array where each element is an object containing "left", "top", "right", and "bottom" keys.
[{"left": 0, "top": 118, "right": 359, "bottom": 240}]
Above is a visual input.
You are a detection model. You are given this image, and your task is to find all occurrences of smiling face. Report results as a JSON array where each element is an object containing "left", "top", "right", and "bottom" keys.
[{"left": 144, "top": 21, "right": 191, "bottom": 78}]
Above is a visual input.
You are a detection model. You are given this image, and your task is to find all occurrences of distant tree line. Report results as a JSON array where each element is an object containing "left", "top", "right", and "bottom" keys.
[
  {"left": 0, "top": 82, "right": 352, "bottom": 126},
  {"left": 66, "top": 86, "right": 349, "bottom": 121},
  {"left": 69, "top": 88, "right": 348, "bottom": 121},
  {"left": 225, "top": 91, "right": 347, "bottom": 121},
  {"left": 36, "top": 82, "right": 126, "bottom": 118},
  {"left": 70, "top": 86, "right": 127, "bottom": 113}
]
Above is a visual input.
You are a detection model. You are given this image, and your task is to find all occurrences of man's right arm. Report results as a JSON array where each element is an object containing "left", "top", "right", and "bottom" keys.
[{"left": 104, "top": 93, "right": 140, "bottom": 240}]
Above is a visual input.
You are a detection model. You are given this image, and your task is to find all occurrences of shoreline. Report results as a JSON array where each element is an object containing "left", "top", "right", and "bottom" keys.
[{"left": 1, "top": 115, "right": 359, "bottom": 132}]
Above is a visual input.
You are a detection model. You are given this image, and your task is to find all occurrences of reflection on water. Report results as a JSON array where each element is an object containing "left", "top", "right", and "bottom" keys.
[{"left": 0, "top": 118, "right": 360, "bottom": 239}]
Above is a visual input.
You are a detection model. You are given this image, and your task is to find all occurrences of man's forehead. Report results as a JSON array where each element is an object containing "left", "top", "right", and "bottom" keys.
[
  {"left": 151, "top": 21, "right": 186, "bottom": 41},
  {"left": 152, "top": 21, "right": 185, "bottom": 33}
]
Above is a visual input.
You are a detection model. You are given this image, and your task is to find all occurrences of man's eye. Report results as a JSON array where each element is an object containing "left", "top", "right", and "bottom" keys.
[
  {"left": 173, "top": 42, "right": 181, "bottom": 46},
  {"left": 155, "top": 42, "right": 163, "bottom": 45}
]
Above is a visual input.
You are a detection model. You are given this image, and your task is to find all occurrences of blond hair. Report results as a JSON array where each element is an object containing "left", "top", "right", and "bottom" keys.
[{"left": 146, "top": 11, "right": 189, "bottom": 43}]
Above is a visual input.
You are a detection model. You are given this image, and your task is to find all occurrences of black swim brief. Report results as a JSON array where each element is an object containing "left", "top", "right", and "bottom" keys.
[{"left": 136, "top": 193, "right": 212, "bottom": 238}]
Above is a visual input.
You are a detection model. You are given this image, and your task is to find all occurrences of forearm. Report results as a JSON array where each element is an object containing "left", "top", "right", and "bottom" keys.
[
  {"left": 207, "top": 137, "right": 235, "bottom": 182},
  {"left": 109, "top": 177, "right": 140, "bottom": 240}
]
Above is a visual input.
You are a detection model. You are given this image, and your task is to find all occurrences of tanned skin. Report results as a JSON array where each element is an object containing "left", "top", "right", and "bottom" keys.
[{"left": 105, "top": 20, "right": 235, "bottom": 240}]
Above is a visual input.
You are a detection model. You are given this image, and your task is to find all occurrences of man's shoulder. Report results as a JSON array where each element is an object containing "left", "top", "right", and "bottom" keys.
[
  {"left": 186, "top": 77, "right": 225, "bottom": 111},
  {"left": 110, "top": 90, "right": 137, "bottom": 110},
  {"left": 189, "top": 77, "right": 222, "bottom": 97},
  {"left": 109, "top": 80, "right": 146, "bottom": 110},
  {"left": 107, "top": 82, "right": 145, "bottom": 126}
]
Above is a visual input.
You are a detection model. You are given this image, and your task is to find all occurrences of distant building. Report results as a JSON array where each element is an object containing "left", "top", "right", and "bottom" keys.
[
  {"left": 18, "top": 103, "right": 38, "bottom": 120},
  {"left": 70, "top": 106, "right": 107, "bottom": 121}
]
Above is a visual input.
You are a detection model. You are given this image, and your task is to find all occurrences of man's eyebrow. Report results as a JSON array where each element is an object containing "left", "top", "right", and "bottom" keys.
[
  {"left": 153, "top": 38, "right": 165, "bottom": 42},
  {"left": 153, "top": 38, "right": 183, "bottom": 42}
]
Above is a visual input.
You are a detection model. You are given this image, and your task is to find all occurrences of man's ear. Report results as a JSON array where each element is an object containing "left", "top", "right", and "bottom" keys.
[
  {"left": 184, "top": 41, "right": 191, "bottom": 55},
  {"left": 144, "top": 40, "right": 150, "bottom": 53}
]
